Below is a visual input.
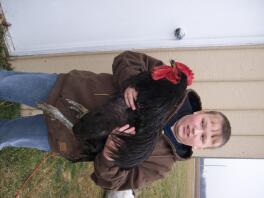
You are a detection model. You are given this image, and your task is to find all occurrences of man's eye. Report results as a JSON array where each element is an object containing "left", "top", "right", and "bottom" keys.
[
  {"left": 201, "top": 134, "right": 206, "bottom": 143},
  {"left": 201, "top": 119, "right": 205, "bottom": 128}
]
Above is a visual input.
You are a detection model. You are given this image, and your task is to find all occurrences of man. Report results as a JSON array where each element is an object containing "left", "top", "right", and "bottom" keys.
[
  {"left": 0, "top": 51, "right": 231, "bottom": 195},
  {"left": 90, "top": 51, "right": 231, "bottom": 193}
]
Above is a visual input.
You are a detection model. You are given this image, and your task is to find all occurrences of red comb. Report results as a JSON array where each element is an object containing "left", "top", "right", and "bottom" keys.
[{"left": 151, "top": 62, "right": 194, "bottom": 85}]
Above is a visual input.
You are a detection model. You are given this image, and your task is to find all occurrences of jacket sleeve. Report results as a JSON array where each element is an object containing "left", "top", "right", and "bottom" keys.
[
  {"left": 91, "top": 137, "right": 177, "bottom": 190},
  {"left": 112, "top": 51, "right": 164, "bottom": 89}
]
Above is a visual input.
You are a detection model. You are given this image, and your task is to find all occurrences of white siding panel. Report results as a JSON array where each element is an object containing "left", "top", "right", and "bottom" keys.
[{"left": 2, "top": 0, "right": 264, "bottom": 55}]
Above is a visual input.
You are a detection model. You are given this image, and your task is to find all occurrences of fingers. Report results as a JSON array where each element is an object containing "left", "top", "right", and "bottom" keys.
[
  {"left": 124, "top": 88, "right": 133, "bottom": 109},
  {"left": 128, "top": 91, "right": 136, "bottom": 110},
  {"left": 131, "top": 89, "right": 138, "bottom": 110},
  {"left": 115, "top": 124, "right": 136, "bottom": 135},
  {"left": 124, "top": 126, "right": 136, "bottom": 135},
  {"left": 104, "top": 124, "right": 136, "bottom": 161},
  {"left": 103, "top": 139, "right": 115, "bottom": 161},
  {"left": 118, "top": 124, "right": 130, "bottom": 131},
  {"left": 124, "top": 92, "right": 130, "bottom": 109},
  {"left": 132, "top": 89, "right": 138, "bottom": 101},
  {"left": 124, "top": 87, "right": 138, "bottom": 110}
]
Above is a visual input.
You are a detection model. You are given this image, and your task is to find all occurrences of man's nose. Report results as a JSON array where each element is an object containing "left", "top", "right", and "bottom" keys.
[{"left": 192, "top": 127, "right": 203, "bottom": 135}]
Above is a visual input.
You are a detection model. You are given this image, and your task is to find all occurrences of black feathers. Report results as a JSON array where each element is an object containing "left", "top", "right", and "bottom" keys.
[{"left": 72, "top": 71, "right": 187, "bottom": 168}]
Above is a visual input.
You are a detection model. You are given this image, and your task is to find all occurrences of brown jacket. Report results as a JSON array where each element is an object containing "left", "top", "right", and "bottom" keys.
[{"left": 45, "top": 51, "right": 201, "bottom": 190}]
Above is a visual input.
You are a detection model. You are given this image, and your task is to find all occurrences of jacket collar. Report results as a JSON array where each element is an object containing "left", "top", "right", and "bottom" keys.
[{"left": 162, "top": 89, "right": 202, "bottom": 160}]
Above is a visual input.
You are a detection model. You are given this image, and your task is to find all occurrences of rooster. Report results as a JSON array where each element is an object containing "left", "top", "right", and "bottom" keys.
[{"left": 38, "top": 60, "right": 193, "bottom": 168}]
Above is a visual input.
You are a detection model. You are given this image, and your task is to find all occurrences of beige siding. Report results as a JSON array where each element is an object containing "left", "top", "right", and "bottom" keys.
[
  {"left": 10, "top": 45, "right": 264, "bottom": 158},
  {"left": 193, "top": 136, "right": 264, "bottom": 158},
  {"left": 191, "top": 81, "right": 264, "bottom": 109},
  {"left": 221, "top": 110, "right": 264, "bottom": 136},
  {"left": 10, "top": 46, "right": 264, "bottom": 81}
]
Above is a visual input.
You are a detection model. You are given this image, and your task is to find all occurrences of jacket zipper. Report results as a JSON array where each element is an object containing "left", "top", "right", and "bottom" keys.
[
  {"left": 94, "top": 93, "right": 110, "bottom": 96},
  {"left": 161, "top": 90, "right": 190, "bottom": 158},
  {"left": 163, "top": 90, "right": 189, "bottom": 124}
]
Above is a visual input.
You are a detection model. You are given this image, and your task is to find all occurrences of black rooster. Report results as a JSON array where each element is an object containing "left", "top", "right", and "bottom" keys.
[{"left": 72, "top": 61, "right": 192, "bottom": 168}]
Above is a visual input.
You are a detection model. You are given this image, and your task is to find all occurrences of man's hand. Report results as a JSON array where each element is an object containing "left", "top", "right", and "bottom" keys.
[
  {"left": 124, "top": 87, "right": 138, "bottom": 111},
  {"left": 103, "top": 124, "right": 136, "bottom": 161}
]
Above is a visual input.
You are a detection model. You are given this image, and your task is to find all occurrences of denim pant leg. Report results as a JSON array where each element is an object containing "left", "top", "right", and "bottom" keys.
[
  {"left": 0, "top": 70, "right": 58, "bottom": 151},
  {"left": 0, "top": 115, "right": 51, "bottom": 151},
  {"left": 0, "top": 70, "right": 58, "bottom": 107}
]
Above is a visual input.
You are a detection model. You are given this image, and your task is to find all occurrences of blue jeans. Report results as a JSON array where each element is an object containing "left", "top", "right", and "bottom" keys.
[{"left": 0, "top": 70, "right": 58, "bottom": 151}]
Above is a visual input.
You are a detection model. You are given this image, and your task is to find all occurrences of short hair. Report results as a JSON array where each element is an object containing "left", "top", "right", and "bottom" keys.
[{"left": 205, "top": 111, "right": 231, "bottom": 147}]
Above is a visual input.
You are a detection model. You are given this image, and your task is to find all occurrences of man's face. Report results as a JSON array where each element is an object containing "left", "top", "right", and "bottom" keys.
[{"left": 172, "top": 111, "right": 223, "bottom": 149}]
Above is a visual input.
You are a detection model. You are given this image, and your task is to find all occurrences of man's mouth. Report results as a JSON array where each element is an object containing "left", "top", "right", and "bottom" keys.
[{"left": 183, "top": 125, "right": 190, "bottom": 137}]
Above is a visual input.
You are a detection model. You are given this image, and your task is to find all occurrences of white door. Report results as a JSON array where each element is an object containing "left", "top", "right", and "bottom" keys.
[{"left": 1, "top": 0, "right": 264, "bottom": 56}]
